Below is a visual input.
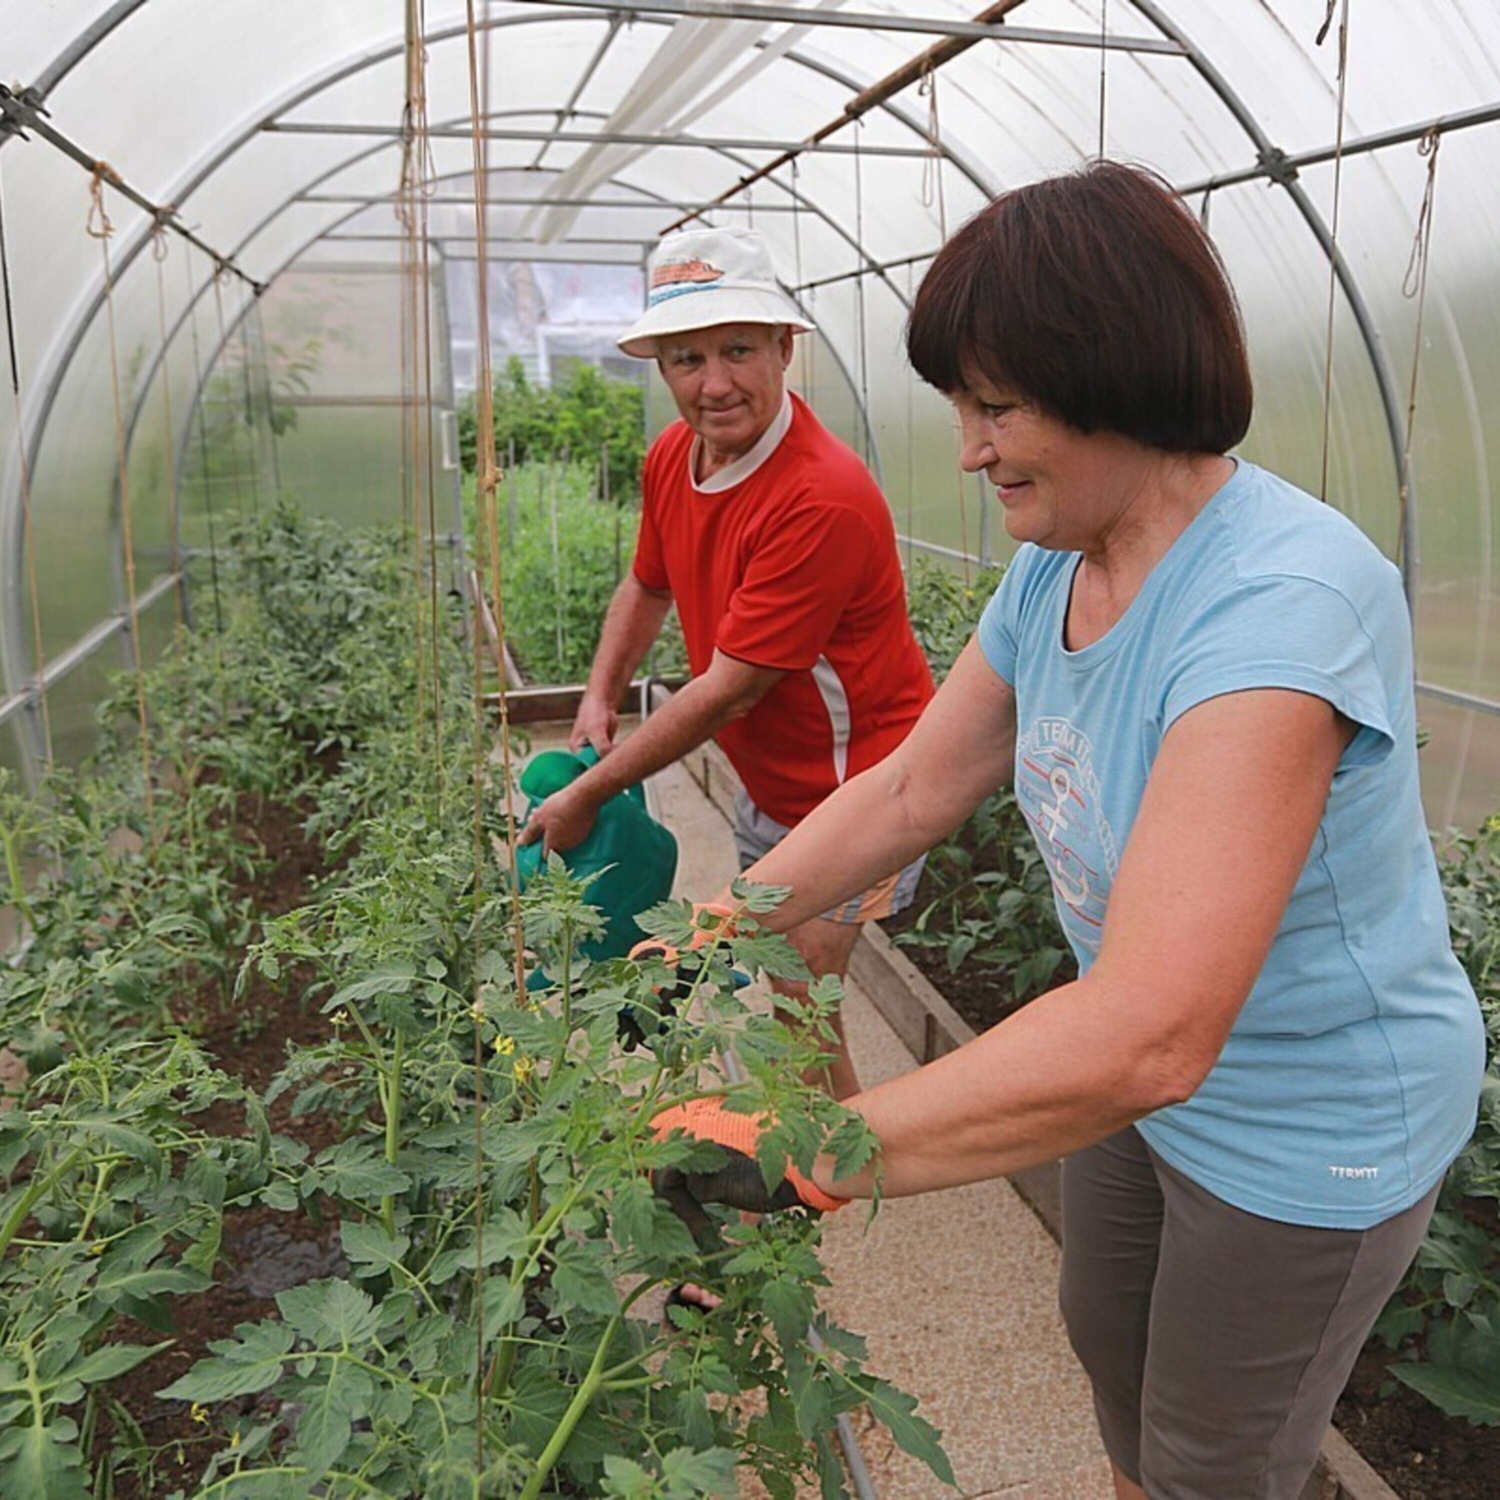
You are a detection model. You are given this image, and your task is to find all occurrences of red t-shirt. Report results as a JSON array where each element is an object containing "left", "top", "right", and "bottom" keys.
[{"left": 633, "top": 394, "right": 934, "bottom": 825}]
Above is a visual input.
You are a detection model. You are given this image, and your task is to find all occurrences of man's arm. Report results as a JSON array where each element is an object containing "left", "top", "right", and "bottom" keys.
[
  {"left": 521, "top": 649, "right": 783, "bottom": 853},
  {"left": 570, "top": 574, "right": 674, "bottom": 755},
  {"left": 717, "top": 637, "right": 1016, "bottom": 928}
]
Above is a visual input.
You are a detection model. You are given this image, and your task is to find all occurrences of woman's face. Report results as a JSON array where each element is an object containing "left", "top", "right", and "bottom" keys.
[{"left": 951, "top": 372, "right": 1138, "bottom": 552}]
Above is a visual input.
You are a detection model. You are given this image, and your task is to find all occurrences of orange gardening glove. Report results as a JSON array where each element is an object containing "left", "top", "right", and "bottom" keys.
[
  {"left": 650, "top": 1096, "right": 850, "bottom": 1216},
  {"left": 620, "top": 903, "right": 739, "bottom": 1049},
  {"left": 626, "top": 902, "right": 738, "bottom": 969}
]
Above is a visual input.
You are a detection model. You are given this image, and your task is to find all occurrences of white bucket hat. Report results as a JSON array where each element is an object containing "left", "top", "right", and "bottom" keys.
[{"left": 617, "top": 225, "right": 815, "bottom": 358}]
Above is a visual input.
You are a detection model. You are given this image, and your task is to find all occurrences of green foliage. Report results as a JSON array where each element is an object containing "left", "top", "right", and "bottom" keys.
[
  {"left": 0, "top": 505, "right": 950, "bottom": 1496},
  {"left": 458, "top": 356, "right": 646, "bottom": 502},
  {"left": 468, "top": 459, "right": 688, "bottom": 685},
  {"left": 895, "top": 557, "right": 1072, "bottom": 1010},
  {"left": 896, "top": 790, "right": 1073, "bottom": 1008},
  {"left": 903, "top": 555, "right": 1004, "bottom": 686},
  {"left": 1375, "top": 815, "right": 1500, "bottom": 1425}
]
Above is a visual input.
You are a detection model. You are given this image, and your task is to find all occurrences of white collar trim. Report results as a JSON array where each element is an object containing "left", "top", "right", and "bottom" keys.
[{"left": 690, "top": 392, "right": 794, "bottom": 493}]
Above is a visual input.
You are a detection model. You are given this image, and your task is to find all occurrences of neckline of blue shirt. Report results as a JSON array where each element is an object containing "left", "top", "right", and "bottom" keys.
[{"left": 1053, "top": 457, "right": 1249, "bottom": 672}]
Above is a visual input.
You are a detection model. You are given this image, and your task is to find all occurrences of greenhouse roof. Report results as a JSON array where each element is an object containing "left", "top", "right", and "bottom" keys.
[{"left": 2, "top": 0, "right": 1499, "bottom": 822}]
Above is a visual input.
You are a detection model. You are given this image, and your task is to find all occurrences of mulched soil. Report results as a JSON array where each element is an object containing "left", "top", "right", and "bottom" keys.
[
  {"left": 1335, "top": 1344, "right": 1498, "bottom": 1500},
  {"left": 878, "top": 916, "right": 1500, "bottom": 1500},
  {"left": 878, "top": 905, "right": 1042, "bottom": 1036},
  {"left": 91, "top": 781, "right": 353, "bottom": 1499}
]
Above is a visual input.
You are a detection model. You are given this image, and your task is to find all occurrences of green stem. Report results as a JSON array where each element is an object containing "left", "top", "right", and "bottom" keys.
[
  {"left": 518, "top": 1315, "right": 620, "bottom": 1500},
  {"left": 0, "top": 1146, "right": 89, "bottom": 1259},
  {"left": 2, "top": 827, "right": 34, "bottom": 932},
  {"left": 486, "top": 1179, "right": 589, "bottom": 1404},
  {"left": 380, "top": 1031, "right": 404, "bottom": 1236}
]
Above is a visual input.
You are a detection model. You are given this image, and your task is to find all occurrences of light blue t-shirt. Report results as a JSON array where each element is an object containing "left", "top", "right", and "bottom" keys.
[{"left": 978, "top": 460, "right": 1484, "bottom": 1229}]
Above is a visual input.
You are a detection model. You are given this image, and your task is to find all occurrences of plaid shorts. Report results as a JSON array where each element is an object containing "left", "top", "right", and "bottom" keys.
[{"left": 731, "top": 790, "right": 925, "bottom": 925}]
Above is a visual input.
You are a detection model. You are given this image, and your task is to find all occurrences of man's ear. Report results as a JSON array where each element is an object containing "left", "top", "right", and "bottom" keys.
[{"left": 778, "top": 325, "right": 795, "bottom": 369}]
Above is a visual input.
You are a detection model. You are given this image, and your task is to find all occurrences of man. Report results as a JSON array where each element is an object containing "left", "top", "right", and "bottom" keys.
[{"left": 519, "top": 225, "right": 933, "bottom": 1100}]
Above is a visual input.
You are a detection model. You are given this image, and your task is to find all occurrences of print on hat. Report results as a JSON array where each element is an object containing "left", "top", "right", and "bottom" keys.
[
  {"left": 616, "top": 225, "right": 816, "bottom": 357},
  {"left": 1015, "top": 716, "right": 1118, "bottom": 957},
  {"left": 648, "top": 256, "right": 727, "bottom": 306}
]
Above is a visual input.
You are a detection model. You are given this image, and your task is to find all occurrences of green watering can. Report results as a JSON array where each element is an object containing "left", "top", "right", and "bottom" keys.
[{"left": 514, "top": 744, "right": 678, "bottom": 962}]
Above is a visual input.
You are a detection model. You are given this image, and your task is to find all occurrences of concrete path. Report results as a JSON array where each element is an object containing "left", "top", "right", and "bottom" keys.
[{"left": 650, "top": 753, "right": 1114, "bottom": 1499}]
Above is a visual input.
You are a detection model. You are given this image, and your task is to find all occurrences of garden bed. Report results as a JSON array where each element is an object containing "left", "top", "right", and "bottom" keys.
[{"left": 0, "top": 510, "right": 954, "bottom": 1499}]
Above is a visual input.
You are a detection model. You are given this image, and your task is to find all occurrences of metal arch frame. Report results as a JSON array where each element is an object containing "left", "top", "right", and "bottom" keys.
[
  {"left": 8, "top": 3, "right": 1455, "bottom": 743},
  {"left": 108, "top": 92, "right": 896, "bottom": 586},
  {"left": 178, "top": 164, "right": 876, "bottom": 471},
  {"left": 1125, "top": 0, "right": 1418, "bottom": 608},
  {"left": 3, "top": 8, "right": 997, "bottom": 749}
]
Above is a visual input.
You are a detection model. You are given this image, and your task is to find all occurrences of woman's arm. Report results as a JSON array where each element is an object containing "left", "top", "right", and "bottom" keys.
[
  {"left": 725, "top": 637, "right": 1018, "bottom": 929},
  {"left": 813, "top": 686, "right": 1355, "bottom": 1199}
]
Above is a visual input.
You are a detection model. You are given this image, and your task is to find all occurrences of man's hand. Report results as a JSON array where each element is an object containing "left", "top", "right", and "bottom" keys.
[
  {"left": 650, "top": 1097, "right": 849, "bottom": 1216},
  {"left": 570, "top": 691, "right": 619, "bottom": 757},
  {"left": 517, "top": 780, "right": 603, "bottom": 855}
]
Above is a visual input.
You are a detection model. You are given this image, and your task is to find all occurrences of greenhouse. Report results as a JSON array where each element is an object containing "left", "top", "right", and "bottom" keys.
[{"left": 1, "top": 2, "right": 1498, "bottom": 1497}]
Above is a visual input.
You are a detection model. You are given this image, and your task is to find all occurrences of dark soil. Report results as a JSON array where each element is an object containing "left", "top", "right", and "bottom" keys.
[
  {"left": 879, "top": 905, "right": 1037, "bottom": 1035},
  {"left": 1334, "top": 1344, "right": 1500, "bottom": 1500},
  {"left": 93, "top": 783, "right": 352, "bottom": 1499},
  {"left": 882, "top": 920, "right": 1500, "bottom": 1500},
  {"left": 97, "top": 1205, "right": 346, "bottom": 1498}
]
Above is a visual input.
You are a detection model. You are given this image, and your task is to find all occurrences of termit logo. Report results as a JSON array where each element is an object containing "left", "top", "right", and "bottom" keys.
[{"left": 1328, "top": 1165, "right": 1380, "bottom": 1180}]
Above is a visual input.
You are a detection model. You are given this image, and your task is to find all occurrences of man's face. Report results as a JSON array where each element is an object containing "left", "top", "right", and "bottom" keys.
[{"left": 655, "top": 323, "right": 794, "bottom": 461}]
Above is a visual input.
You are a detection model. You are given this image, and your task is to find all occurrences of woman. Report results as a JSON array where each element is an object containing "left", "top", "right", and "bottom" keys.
[{"left": 650, "top": 162, "right": 1485, "bottom": 1499}]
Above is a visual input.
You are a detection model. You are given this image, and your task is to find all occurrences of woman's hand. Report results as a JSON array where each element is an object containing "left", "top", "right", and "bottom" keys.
[
  {"left": 620, "top": 903, "right": 739, "bottom": 1047},
  {"left": 651, "top": 1097, "right": 850, "bottom": 1215}
]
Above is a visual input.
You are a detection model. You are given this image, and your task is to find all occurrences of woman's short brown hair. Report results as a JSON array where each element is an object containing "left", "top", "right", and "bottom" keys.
[{"left": 906, "top": 161, "right": 1253, "bottom": 453}]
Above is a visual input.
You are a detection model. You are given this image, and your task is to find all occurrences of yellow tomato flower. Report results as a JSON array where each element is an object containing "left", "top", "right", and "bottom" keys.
[
  {"left": 190, "top": 1402, "right": 209, "bottom": 1425},
  {"left": 513, "top": 1056, "right": 535, "bottom": 1085},
  {"left": 493, "top": 1034, "right": 515, "bottom": 1056}
]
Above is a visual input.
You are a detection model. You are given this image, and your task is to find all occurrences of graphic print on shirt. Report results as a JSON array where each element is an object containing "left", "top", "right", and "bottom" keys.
[{"left": 1015, "top": 716, "right": 1119, "bottom": 956}]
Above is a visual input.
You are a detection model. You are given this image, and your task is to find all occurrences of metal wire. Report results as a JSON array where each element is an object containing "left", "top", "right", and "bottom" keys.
[
  {"left": 1316, "top": 0, "right": 1351, "bottom": 503},
  {"left": 1397, "top": 129, "right": 1442, "bottom": 576},
  {"left": 0, "top": 155, "right": 52, "bottom": 765}
]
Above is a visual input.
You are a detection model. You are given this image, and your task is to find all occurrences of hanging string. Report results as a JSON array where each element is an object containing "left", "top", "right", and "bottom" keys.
[
  {"left": 88, "top": 166, "right": 155, "bottom": 831},
  {"left": 150, "top": 225, "right": 185, "bottom": 628},
  {"left": 790, "top": 159, "right": 810, "bottom": 403},
  {"left": 209, "top": 265, "right": 251, "bottom": 519},
  {"left": 1316, "top": 0, "right": 1351, "bottom": 503},
  {"left": 416, "top": 52, "right": 446, "bottom": 797},
  {"left": 903, "top": 259, "right": 916, "bottom": 573},
  {"left": 1397, "top": 128, "right": 1441, "bottom": 575},
  {"left": 916, "top": 64, "right": 966, "bottom": 579},
  {"left": 397, "top": 65, "right": 431, "bottom": 771},
  {"left": 1097, "top": 0, "right": 1109, "bottom": 160},
  {"left": 464, "top": 0, "right": 532, "bottom": 1451},
  {"left": 235, "top": 296, "right": 264, "bottom": 516},
  {"left": 0, "top": 159, "right": 53, "bottom": 768},
  {"left": 182, "top": 247, "right": 225, "bottom": 636},
  {"left": 918, "top": 62, "right": 948, "bottom": 241},
  {"left": 262, "top": 306, "right": 285, "bottom": 506},
  {"left": 851, "top": 120, "right": 872, "bottom": 467}
]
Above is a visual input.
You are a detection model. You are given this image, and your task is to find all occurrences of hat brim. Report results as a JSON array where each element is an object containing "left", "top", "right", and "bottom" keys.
[{"left": 617, "top": 286, "right": 816, "bottom": 358}]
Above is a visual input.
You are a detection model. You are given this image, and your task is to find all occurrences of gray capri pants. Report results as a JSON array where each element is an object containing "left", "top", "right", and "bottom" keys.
[
  {"left": 732, "top": 789, "right": 924, "bottom": 923},
  {"left": 1059, "top": 1126, "right": 1439, "bottom": 1500}
]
